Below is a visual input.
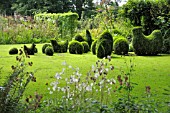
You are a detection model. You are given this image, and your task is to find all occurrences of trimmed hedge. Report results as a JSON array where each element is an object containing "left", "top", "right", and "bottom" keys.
[
  {"left": 74, "top": 34, "right": 85, "bottom": 42},
  {"left": 95, "top": 31, "right": 113, "bottom": 58},
  {"left": 45, "top": 47, "right": 54, "bottom": 56},
  {"left": 81, "top": 41, "right": 89, "bottom": 53},
  {"left": 9, "top": 48, "right": 18, "bottom": 55},
  {"left": 114, "top": 38, "right": 129, "bottom": 55},
  {"left": 42, "top": 44, "right": 51, "bottom": 53},
  {"left": 132, "top": 27, "right": 163, "bottom": 55},
  {"left": 69, "top": 41, "right": 84, "bottom": 54},
  {"left": 51, "top": 39, "right": 68, "bottom": 53},
  {"left": 91, "top": 40, "right": 97, "bottom": 55}
]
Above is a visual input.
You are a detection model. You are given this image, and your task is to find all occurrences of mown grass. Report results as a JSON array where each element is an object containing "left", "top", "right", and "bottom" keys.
[{"left": 0, "top": 44, "right": 170, "bottom": 111}]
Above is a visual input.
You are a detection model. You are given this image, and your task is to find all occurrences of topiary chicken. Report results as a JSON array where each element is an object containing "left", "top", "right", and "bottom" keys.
[{"left": 132, "top": 27, "right": 163, "bottom": 55}]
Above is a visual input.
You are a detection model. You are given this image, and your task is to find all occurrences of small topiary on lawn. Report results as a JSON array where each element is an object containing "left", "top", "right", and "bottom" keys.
[
  {"left": 57, "top": 40, "right": 68, "bottom": 53},
  {"left": 114, "top": 38, "right": 129, "bottom": 55},
  {"left": 42, "top": 44, "right": 52, "bottom": 53},
  {"left": 132, "top": 27, "right": 163, "bottom": 55},
  {"left": 69, "top": 41, "right": 84, "bottom": 54},
  {"left": 9, "top": 48, "right": 18, "bottom": 55},
  {"left": 91, "top": 40, "right": 97, "bottom": 55},
  {"left": 45, "top": 47, "right": 54, "bottom": 56},
  {"left": 74, "top": 34, "right": 85, "bottom": 42},
  {"left": 81, "top": 41, "right": 89, "bottom": 53}
]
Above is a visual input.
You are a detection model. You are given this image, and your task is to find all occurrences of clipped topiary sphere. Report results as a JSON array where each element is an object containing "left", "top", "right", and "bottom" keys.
[
  {"left": 42, "top": 44, "right": 51, "bottom": 53},
  {"left": 69, "top": 41, "right": 84, "bottom": 54},
  {"left": 9, "top": 48, "right": 18, "bottom": 55},
  {"left": 74, "top": 34, "right": 85, "bottom": 42},
  {"left": 81, "top": 41, "right": 89, "bottom": 53},
  {"left": 45, "top": 47, "right": 54, "bottom": 56},
  {"left": 91, "top": 40, "right": 97, "bottom": 55},
  {"left": 114, "top": 38, "right": 129, "bottom": 55},
  {"left": 57, "top": 40, "right": 68, "bottom": 53}
]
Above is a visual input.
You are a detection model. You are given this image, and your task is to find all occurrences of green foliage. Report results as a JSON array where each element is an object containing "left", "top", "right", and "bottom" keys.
[
  {"left": 113, "top": 35, "right": 125, "bottom": 43},
  {"left": 114, "top": 38, "right": 129, "bottom": 55},
  {"left": 9, "top": 48, "right": 18, "bottom": 55},
  {"left": 74, "top": 34, "right": 85, "bottom": 42},
  {"left": 132, "top": 27, "right": 163, "bottom": 55},
  {"left": 95, "top": 31, "right": 113, "bottom": 58},
  {"left": 50, "top": 39, "right": 68, "bottom": 53},
  {"left": 0, "top": 48, "right": 36, "bottom": 113},
  {"left": 162, "top": 29, "right": 170, "bottom": 53},
  {"left": 35, "top": 12, "right": 79, "bottom": 40},
  {"left": 129, "top": 43, "right": 134, "bottom": 52},
  {"left": 45, "top": 47, "right": 54, "bottom": 56},
  {"left": 81, "top": 41, "right": 89, "bottom": 53},
  {"left": 86, "top": 29, "right": 92, "bottom": 47},
  {"left": 42, "top": 44, "right": 52, "bottom": 54},
  {"left": 91, "top": 40, "right": 97, "bottom": 55},
  {"left": 69, "top": 41, "right": 84, "bottom": 54},
  {"left": 34, "top": 47, "right": 38, "bottom": 53}
]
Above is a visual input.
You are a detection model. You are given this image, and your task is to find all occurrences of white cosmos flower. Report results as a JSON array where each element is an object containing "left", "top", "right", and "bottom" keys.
[
  {"left": 68, "top": 65, "right": 72, "bottom": 68},
  {"left": 94, "top": 73, "right": 99, "bottom": 78},
  {"left": 55, "top": 73, "right": 61, "bottom": 79},
  {"left": 86, "top": 85, "right": 92, "bottom": 91},
  {"left": 49, "top": 91, "right": 53, "bottom": 94}
]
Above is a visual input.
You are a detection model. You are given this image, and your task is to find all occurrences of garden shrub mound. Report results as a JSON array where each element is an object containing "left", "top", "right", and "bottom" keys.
[
  {"left": 74, "top": 34, "right": 85, "bottom": 42},
  {"left": 23, "top": 43, "right": 36, "bottom": 55},
  {"left": 45, "top": 47, "right": 54, "bottom": 56},
  {"left": 42, "top": 44, "right": 52, "bottom": 53},
  {"left": 162, "top": 28, "right": 170, "bottom": 54},
  {"left": 114, "top": 38, "right": 129, "bottom": 55},
  {"left": 91, "top": 40, "right": 97, "bottom": 55},
  {"left": 95, "top": 31, "right": 113, "bottom": 58},
  {"left": 129, "top": 43, "right": 134, "bottom": 52},
  {"left": 69, "top": 41, "right": 84, "bottom": 54},
  {"left": 51, "top": 39, "right": 68, "bottom": 53},
  {"left": 81, "top": 41, "right": 89, "bottom": 53},
  {"left": 9, "top": 48, "right": 18, "bottom": 55},
  {"left": 86, "top": 30, "right": 92, "bottom": 48},
  {"left": 132, "top": 27, "right": 163, "bottom": 55}
]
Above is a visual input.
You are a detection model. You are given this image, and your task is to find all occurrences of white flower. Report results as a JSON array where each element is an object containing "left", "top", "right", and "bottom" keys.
[
  {"left": 68, "top": 65, "right": 72, "bottom": 68},
  {"left": 47, "top": 87, "right": 50, "bottom": 90},
  {"left": 49, "top": 91, "right": 53, "bottom": 94},
  {"left": 94, "top": 73, "right": 99, "bottom": 78},
  {"left": 86, "top": 85, "right": 92, "bottom": 91},
  {"left": 55, "top": 73, "right": 61, "bottom": 79},
  {"left": 105, "top": 68, "right": 109, "bottom": 72}
]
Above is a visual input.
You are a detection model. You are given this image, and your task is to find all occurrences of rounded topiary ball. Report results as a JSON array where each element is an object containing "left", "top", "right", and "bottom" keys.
[
  {"left": 9, "top": 48, "right": 18, "bottom": 55},
  {"left": 91, "top": 40, "right": 97, "bottom": 55},
  {"left": 114, "top": 38, "right": 129, "bottom": 55},
  {"left": 69, "top": 41, "right": 84, "bottom": 54},
  {"left": 42, "top": 44, "right": 51, "bottom": 53},
  {"left": 81, "top": 41, "right": 89, "bottom": 53},
  {"left": 74, "top": 34, "right": 85, "bottom": 42},
  {"left": 45, "top": 47, "right": 54, "bottom": 56}
]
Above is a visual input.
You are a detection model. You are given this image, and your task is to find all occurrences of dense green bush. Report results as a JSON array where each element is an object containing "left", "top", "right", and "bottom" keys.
[
  {"left": 129, "top": 43, "right": 134, "bottom": 52},
  {"left": 9, "top": 48, "right": 18, "bottom": 55},
  {"left": 162, "top": 29, "right": 170, "bottom": 54},
  {"left": 74, "top": 34, "right": 85, "bottom": 42},
  {"left": 95, "top": 31, "right": 113, "bottom": 58},
  {"left": 45, "top": 47, "right": 54, "bottom": 56},
  {"left": 91, "top": 40, "right": 97, "bottom": 55},
  {"left": 114, "top": 38, "right": 129, "bottom": 55},
  {"left": 96, "top": 39, "right": 112, "bottom": 58},
  {"left": 51, "top": 39, "right": 68, "bottom": 53},
  {"left": 34, "top": 47, "right": 38, "bottom": 53},
  {"left": 113, "top": 35, "right": 125, "bottom": 43},
  {"left": 81, "top": 41, "right": 89, "bottom": 53},
  {"left": 42, "top": 44, "right": 52, "bottom": 54},
  {"left": 86, "top": 30, "right": 92, "bottom": 48},
  {"left": 132, "top": 27, "right": 163, "bottom": 55},
  {"left": 69, "top": 41, "right": 84, "bottom": 54}
]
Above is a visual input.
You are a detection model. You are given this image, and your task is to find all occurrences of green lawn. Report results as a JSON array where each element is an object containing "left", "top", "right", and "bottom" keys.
[{"left": 0, "top": 44, "right": 170, "bottom": 111}]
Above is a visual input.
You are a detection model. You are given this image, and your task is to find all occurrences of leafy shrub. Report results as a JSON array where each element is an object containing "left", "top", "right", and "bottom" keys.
[
  {"left": 34, "top": 47, "right": 38, "bottom": 53},
  {"left": 23, "top": 43, "right": 36, "bottom": 55},
  {"left": 162, "top": 29, "right": 170, "bottom": 54},
  {"left": 69, "top": 41, "right": 84, "bottom": 54},
  {"left": 81, "top": 41, "right": 89, "bottom": 53},
  {"left": 86, "top": 30, "right": 92, "bottom": 48},
  {"left": 74, "top": 34, "right": 85, "bottom": 42},
  {"left": 132, "top": 27, "right": 163, "bottom": 55},
  {"left": 95, "top": 31, "right": 113, "bottom": 58},
  {"left": 45, "top": 47, "right": 54, "bottom": 56},
  {"left": 50, "top": 39, "right": 68, "bottom": 53},
  {"left": 9, "top": 48, "right": 18, "bottom": 55},
  {"left": 113, "top": 35, "right": 124, "bottom": 43},
  {"left": 129, "top": 43, "right": 134, "bottom": 52},
  {"left": 42, "top": 44, "right": 52, "bottom": 54},
  {"left": 91, "top": 40, "right": 97, "bottom": 55},
  {"left": 114, "top": 38, "right": 129, "bottom": 55}
]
